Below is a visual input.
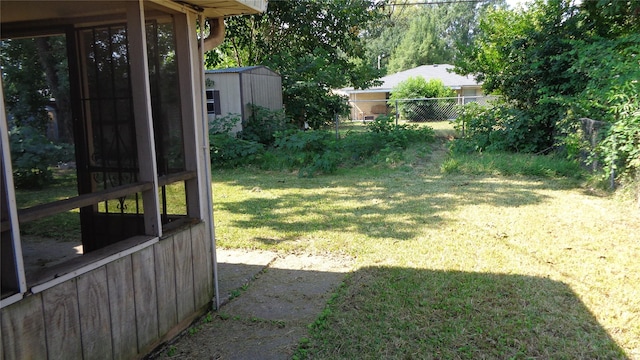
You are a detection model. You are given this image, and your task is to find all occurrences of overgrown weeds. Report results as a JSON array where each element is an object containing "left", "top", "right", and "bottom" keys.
[{"left": 209, "top": 114, "right": 436, "bottom": 177}]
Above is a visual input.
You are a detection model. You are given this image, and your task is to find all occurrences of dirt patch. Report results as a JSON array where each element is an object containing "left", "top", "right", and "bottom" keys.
[{"left": 149, "top": 250, "right": 354, "bottom": 360}]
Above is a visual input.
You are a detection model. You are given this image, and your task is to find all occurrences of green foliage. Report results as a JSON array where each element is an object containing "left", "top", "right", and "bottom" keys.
[
  {"left": 453, "top": 0, "right": 640, "bottom": 190},
  {"left": 381, "top": 2, "right": 496, "bottom": 74},
  {"left": 209, "top": 133, "right": 264, "bottom": 169},
  {"left": 564, "top": 33, "right": 640, "bottom": 184},
  {"left": 238, "top": 104, "right": 296, "bottom": 146},
  {"left": 441, "top": 151, "right": 584, "bottom": 180},
  {"left": 209, "top": 113, "right": 241, "bottom": 135},
  {"left": 599, "top": 114, "right": 640, "bottom": 182},
  {"left": 366, "top": 115, "right": 436, "bottom": 149},
  {"left": 206, "top": 0, "right": 384, "bottom": 128},
  {"left": 216, "top": 116, "right": 436, "bottom": 177},
  {"left": 282, "top": 77, "right": 349, "bottom": 129},
  {"left": 389, "top": 77, "right": 455, "bottom": 100},
  {"left": 1, "top": 38, "right": 51, "bottom": 131},
  {"left": 272, "top": 130, "right": 341, "bottom": 177},
  {"left": 388, "top": 77, "right": 456, "bottom": 122},
  {"left": 452, "top": 102, "right": 550, "bottom": 153},
  {"left": 9, "top": 126, "right": 70, "bottom": 189}
]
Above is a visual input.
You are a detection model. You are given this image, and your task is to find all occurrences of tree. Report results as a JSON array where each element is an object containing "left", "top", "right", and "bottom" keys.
[
  {"left": 386, "top": 7, "right": 450, "bottom": 73},
  {"left": 388, "top": 77, "right": 456, "bottom": 121},
  {"left": 453, "top": 0, "right": 640, "bottom": 186},
  {"left": 454, "top": 0, "right": 586, "bottom": 152},
  {"left": 206, "top": 0, "right": 385, "bottom": 129},
  {"left": 1, "top": 38, "right": 51, "bottom": 132},
  {"left": 1, "top": 36, "right": 72, "bottom": 142},
  {"left": 375, "top": 1, "right": 500, "bottom": 74}
]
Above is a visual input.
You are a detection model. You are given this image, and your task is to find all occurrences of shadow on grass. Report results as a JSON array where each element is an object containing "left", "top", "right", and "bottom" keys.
[
  {"left": 305, "top": 266, "right": 628, "bottom": 359},
  {"left": 215, "top": 169, "right": 557, "bottom": 241},
  {"left": 151, "top": 258, "right": 628, "bottom": 359}
]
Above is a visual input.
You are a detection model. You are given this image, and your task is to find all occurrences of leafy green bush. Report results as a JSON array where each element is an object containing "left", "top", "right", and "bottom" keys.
[
  {"left": 367, "top": 115, "right": 435, "bottom": 149},
  {"left": 209, "top": 133, "right": 264, "bottom": 169},
  {"left": 388, "top": 77, "right": 456, "bottom": 122},
  {"left": 238, "top": 104, "right": 296, "bottom": 146},
  {"left": 564, "top": 33, "right": 640, "bottom": 186},
  {"left": 210, "top": 114, "right": 436, "bottom": 176},
  {"left": 271, "top": 130, "right": 341, "bottom": 177},
  {"left": 452, "top": 102, "right": 550, "bottom": 154},
  {"left": 9, "top": 125, "right": 69, "bottom": 189},
  {"left": 209, "top": 113, "right": 241, "bottom": 135}
]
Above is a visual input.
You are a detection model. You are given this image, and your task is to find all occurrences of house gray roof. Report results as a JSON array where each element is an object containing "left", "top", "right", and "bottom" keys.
[{"left": 339, "top": 64, "right": 480, "bottom": 94}]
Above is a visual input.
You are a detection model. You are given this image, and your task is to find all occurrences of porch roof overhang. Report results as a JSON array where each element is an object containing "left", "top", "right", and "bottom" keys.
[
  {"left": 183, "top": 0, "right": 267, "bottom": 17},
  {"left": 0, "top": 0, "right": 266, "bottom": 37}
]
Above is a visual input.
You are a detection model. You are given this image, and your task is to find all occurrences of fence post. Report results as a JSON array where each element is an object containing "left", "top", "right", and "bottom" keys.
[
  {"left": 395, "top": 100, "right": 399, "bottom": 126},
  {"left": 610, "top": 136, "right": 616, "bottom": 190}
]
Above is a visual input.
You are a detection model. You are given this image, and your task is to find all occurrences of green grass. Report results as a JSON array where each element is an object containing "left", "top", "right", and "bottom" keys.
[
  {"left": 211, "top": 124, "right": 639, "bottom": 359},
  {"left": 13, "top": 122, "right": 640, "bottom": 358}
]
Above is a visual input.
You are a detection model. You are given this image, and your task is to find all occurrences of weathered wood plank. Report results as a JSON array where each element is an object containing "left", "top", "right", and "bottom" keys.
[
  {"left": 42, "top": 279, "right": 82, "bottom": 360},
  {"left": 154, "top": 235, "right": 178, "bottom": 336},
  {"left": 17, "top": 181, "right": 153, "bottom": 224},
  {"left": 77, "top": 267, "right": 113, "bottom": 360},
  {"left": 106, "top": 256, "right": 138, "bottom": 360},
  {"left": 191, "top": 222, "right": 213, "bottom": 308},
  {"left": 157, "top": 171, "right": 196, "bottom": 187},
  {"left": 132, "top": 245, "right": 158, "bottom": 352},
  {"left": 126, "top": 0, "right": 161, "bottom": 237},
  {"left": 174, "top": 229, "right": 195, "bottom": 321},
  {"left": 1, "top": 294, "right": 47, "bottom": 360}
]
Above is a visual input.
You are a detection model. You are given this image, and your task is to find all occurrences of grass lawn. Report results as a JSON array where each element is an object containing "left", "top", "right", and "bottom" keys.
[
  {"left": 210, "top": 123, "right": 640, "bottom": 359},
  {"left": 14, "top": 122, "right": 639, "bottom": 358}
]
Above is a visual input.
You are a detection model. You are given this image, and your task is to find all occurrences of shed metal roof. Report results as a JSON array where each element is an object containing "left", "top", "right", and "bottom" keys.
[{"left": 205, "top": 65, "right": 279, "bottom": 75}]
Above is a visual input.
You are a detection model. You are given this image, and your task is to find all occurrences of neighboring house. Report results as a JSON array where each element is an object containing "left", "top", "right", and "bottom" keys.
[
  {"left": 205, "top": 66, "right": 283, "bottom": 135},
  {"left": 337, "top": 64, "right": 484, "bottom": 121},
  {"left": 1, "top": 1, "right": 266, "bottom": 359}
]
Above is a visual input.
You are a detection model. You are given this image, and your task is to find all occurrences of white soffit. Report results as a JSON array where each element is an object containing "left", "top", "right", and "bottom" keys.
[{"left": 178, "top": 0, "right": 267, "bottom": 17}]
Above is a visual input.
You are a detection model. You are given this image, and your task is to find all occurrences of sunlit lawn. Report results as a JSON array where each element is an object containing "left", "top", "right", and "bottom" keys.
[{"left": 210, "top": 124, "right": 640, "bottom": 359}]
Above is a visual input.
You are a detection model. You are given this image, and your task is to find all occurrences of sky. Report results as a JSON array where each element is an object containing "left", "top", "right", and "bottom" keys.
[{"left": 505, "top": 0, "right": 527, "bottom": 9}]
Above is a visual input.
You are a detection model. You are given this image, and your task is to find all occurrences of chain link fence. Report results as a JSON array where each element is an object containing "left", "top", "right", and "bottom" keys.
[{"left": 346, "top": 96, "right": 500, "bottom": 123}]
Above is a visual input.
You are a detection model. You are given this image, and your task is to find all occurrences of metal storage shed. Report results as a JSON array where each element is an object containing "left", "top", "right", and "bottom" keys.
[{"left": 205, "top": 66, "right": 283, "bottom": 134}]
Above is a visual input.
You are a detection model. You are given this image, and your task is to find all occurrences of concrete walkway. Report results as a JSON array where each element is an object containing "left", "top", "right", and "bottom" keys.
[{"left": 149, "top": 249, "right": 354, "bottom": 359}]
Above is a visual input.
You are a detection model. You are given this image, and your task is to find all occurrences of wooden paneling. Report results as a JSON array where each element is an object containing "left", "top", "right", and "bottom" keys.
[
  {"left": 174, "top": 229, "right": 195, "bottom": 320},
  {"left": 1, "top": 294, "right": 47, "bottom": 360},
  {"left": 191, "top": 222, "right": 212, "bottom": 308},
  {"left": 42, "top": 279, "right": 82, "bottom": 360},
  {"left": 107, "top": 257, "right": 138, "bottom": 360},
  {"left": 132, "top": 245, "right": 158, "bottom": 351},
  {"left": 77, "top": 267, "right": 113, "bottom": 360},
  {"left": 154, "top": 235, "right": 178, "bottom": 335},
  {"left": 1, "top": 222, "right": 213, "bottom": 359}
]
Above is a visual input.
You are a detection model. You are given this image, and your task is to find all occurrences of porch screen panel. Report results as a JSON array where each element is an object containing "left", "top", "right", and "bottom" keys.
[
  {"left": 78, "top": 25, "right": 144, "bottom": 251},
  {"left": 75, "top": 19, "right": 188, "bottom": 251},
  {"left": 146, "top": 20, "right": 185, "bottom": 176}
]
